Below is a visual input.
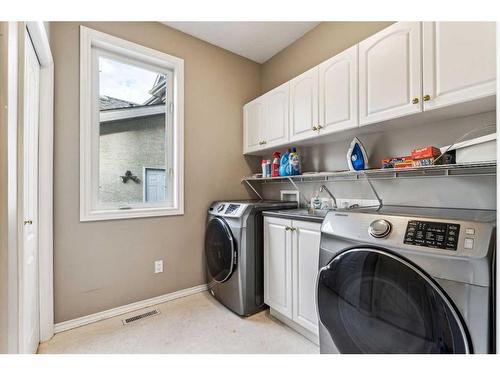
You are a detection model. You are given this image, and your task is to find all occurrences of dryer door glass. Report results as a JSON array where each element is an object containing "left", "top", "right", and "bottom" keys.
[
  {"left": 205, "top": 218, "right": 236, "bottom": 283},
  {"left": 317, "top": 247, "right": 470, "bottom": 353}
]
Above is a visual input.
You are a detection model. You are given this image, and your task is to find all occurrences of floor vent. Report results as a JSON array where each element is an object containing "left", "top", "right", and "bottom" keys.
[{"left": 122, "top": 309, "right": 160, "bottom": 325}]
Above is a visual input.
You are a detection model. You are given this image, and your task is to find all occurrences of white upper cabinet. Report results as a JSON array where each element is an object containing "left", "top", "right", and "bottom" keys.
[
  {"left": 319, "top": 45, "right": 358, "bottom": 134},
  {"left": 359, "top": 22, "right": 422, "bottom": 126},
  {"left": 263, "top": 82, "right": 290, "bottom": 148},
  {"left": 243, "top": 82, "right": 289, "bottom": 153},
  {"left": 289, "top": 66, "right": 319, "bottom": 142},
  {"left": 422, "top": 22, "right": 497, "bottom": 111},
  {"left": 243, "top": 98, "right": 264, "bottom": 154}
]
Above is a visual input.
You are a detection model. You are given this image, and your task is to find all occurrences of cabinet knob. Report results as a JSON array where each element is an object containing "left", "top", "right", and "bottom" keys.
[
  {"left": 317, "top": 125, "right": 323, "bottom": 130},
  {"left": 262, "top": 140, "right": 267, "bottom": 145},
  {"left": 412, "top": 97, "right": 419, "bottom": 104},
  {"left": 312, "top": 126, "right": 318, "bottom": 131},
  {"left": 285, "top": 226, "right": 291, "bottom": 231},
  {"left": 423, "top": 94, "right": 431, "bottom": 101},
  {"left": 24, "top": 219, "right": 33, "bottom": 225}
]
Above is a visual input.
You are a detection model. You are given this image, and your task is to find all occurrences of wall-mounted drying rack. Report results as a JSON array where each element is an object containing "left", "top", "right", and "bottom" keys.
[{"left": 242, "top": 161, "right": 497, "bottom": 207}]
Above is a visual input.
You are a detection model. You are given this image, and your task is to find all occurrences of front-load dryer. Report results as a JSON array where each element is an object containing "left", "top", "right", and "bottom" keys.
[
  {"left": 317, "top": 206, "right": 496, "bottom": 354},
  {"left": 205, "top": 200, "right": 297, "bottom": 316}
]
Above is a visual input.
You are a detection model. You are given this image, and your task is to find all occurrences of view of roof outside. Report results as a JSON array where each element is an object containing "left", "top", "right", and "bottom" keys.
[{"left": 99, "top": 56, "right": 166, "bottom": 111}]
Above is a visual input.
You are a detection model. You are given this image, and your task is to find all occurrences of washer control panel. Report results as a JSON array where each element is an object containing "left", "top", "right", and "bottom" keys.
[
  {"left": 208, "top": 202, "right": 246, "bottom": 217},
  {"left": 404, "top": 220, "right": 460, "bottom": 251},
  {"left": 224, "top": 204, "right": 241, "bottom": 215}
]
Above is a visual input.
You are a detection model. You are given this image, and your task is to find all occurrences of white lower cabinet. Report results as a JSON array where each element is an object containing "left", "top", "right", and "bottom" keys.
[
  {"left": 264, "top": 216, "right": 321, "bottom": 340},
  {"left": 264, "top": 217, "right": 293, "bottom": 318}
]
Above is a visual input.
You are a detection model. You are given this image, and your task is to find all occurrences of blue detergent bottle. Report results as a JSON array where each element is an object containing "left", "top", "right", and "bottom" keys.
[{"left": 279, "top": 148, "right": 291, "bottom": 176}]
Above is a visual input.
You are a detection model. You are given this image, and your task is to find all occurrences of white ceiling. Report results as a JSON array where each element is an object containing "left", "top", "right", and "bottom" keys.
[{"left": 162, "top": 22, "right": 320, "bottom": 63}]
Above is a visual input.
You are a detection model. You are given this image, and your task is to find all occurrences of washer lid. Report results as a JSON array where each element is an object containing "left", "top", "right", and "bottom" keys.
[
  {"left": 204, "top": 217, "right": 236, "bottom": 283},
  {"left": 317, "top": 246, "right": 471, "bottom": 354}
]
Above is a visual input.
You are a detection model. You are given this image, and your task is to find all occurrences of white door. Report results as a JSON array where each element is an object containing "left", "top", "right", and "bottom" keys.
[
  {"left": 422, "top": 22, "right": 497, "bottom": 111},
  {"left": 264, "top": 216, "right": 293, "bottom": 319},
  {"left": 319, "top": 45, "right": 358, "bottom": 134},
  {"left": 289, "top": 67, "right": 319, "bottom": 142},
  {"left": 292, "top": 220, "right": 321, "bottom": 334},
  {"left": 144, "top": 168, "right": 166, "bottom": 202},
  {"left": 243, "top": 98, "right": 264, "bottom": 153},
  {"left": 262, "top": 82, "right": 289, "bottom": 148},
  {"left": 359, "top": 22, "right": 422, "bottom": 126},
  {"left": 20, "top": 32, "right": 40, "bottom": 354}
]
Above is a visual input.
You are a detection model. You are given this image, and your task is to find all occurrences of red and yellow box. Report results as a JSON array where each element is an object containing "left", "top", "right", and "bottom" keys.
[{"left": 411, "top": 146, "right": 441, "bottom": 160}]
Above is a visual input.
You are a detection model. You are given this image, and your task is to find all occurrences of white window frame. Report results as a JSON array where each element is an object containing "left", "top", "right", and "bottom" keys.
[{"left": 80, "top": 26, "right": 184, "bottom": 221}]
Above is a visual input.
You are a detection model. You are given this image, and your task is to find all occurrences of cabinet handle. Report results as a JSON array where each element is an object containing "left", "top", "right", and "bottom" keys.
[
  {"left": 312, "top": 126, "right": 318, "bottom": 131},
  {"left": 291, "top": 227, "right": 297, "bottom": 231},
  {"left": 285, "top": 226, "right": 291, "bottom": 231},
  {"left": 24, "top": 219, "right": 33, "bottom": 225},
  {"left": 423, "top": 94, "right": 431, "bottom": 101},
  {"left": 317, "top": 125, "right": 323, "bottom": 130},
  {"left": 412, "top": 97, "right": 419, "bottom": 104}
]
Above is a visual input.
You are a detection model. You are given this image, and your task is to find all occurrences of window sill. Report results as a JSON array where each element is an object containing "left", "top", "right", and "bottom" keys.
[{"left": 80, "top": 206, "right": 184, "bottom": 222}]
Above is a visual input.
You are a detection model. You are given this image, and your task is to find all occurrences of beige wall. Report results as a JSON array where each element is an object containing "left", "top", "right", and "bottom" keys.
[
  {"left": 260, "top": 21, "right": 394, "bottom": 93},
  {"left": 51, "top": 22, "right": 261, "bottom": 323}
]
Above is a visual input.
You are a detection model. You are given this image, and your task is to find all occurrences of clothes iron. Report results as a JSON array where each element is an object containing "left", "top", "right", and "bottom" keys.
[{"left": 347, "top": 137, "right": 369, "bottom": 171}]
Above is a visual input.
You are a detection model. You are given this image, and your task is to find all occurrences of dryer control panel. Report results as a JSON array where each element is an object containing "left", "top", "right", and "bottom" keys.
[{"left": 404, "top": 221, "right": 460, "bottom": 250}]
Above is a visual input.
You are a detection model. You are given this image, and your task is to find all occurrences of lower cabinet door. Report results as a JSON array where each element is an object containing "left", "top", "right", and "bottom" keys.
[
  {"left": 292, "top": 220, "right": 321, "bottom": 334},
  {"left": 264, "top": 216, "right": 293, "bottom": 319}
]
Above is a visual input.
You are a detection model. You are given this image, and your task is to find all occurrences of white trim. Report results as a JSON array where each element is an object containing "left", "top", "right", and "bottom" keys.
[
  {"left": 26, "top": 21, "right": 54, "bottom": 345},
  {"left": 100, "top": 104, "right": 165, "bottom": 123},
  {"left": 54, "top": 284, "right": 208, "bottom": 334},
  {"left": 439, "top": 133, "right": 496, "bottom": 154},
  {"left": 2, "top": 21, "right": 20, "bottom": 354},
  {"left": 80, "top": 26, "right": 184, "bottom": 222}
]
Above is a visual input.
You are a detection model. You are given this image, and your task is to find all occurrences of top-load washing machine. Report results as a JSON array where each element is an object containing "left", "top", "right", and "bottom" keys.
[
  {"left": 205, "top": 200, "right": 297, "bottom": 316},
  {"left": 317, "top": 206, "right": 496, "bottom": 354}
]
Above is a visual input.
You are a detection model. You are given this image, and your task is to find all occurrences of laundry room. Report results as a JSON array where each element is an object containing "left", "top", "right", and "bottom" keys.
[{"left": 1, "top": 1, "right": 499, "bottom": 374}]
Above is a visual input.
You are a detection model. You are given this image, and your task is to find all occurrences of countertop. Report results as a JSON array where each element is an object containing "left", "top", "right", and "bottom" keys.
[{"left": 262, "top": 208, "right": 329, "bottom": 223}]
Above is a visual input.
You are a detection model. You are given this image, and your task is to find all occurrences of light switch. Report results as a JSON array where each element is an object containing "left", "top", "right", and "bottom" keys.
[
  {"left": 464, "top": 238, "right": 474, "bottom": 250},
  {"left": 465, "top": 228, "right": 475, "bottom": 235}
]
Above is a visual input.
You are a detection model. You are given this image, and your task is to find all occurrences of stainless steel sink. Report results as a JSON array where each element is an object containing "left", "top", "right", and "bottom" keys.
[{"left": 276, "top": 208, "right": 330, "bottom": 219}]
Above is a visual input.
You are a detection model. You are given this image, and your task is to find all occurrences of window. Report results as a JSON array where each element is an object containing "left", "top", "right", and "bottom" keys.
[{"left": 80, "top": 27, "right": 184, "bottom": 221}]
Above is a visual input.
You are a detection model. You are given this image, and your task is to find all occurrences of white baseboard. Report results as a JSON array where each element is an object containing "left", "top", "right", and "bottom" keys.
[{"left": 54, "top": 284, "right": 208, "bottom": 334}]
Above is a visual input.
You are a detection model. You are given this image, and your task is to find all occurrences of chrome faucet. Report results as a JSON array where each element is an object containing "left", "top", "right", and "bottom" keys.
[{"left": 319, "top": 185, "right": 338, "bottom": 208}]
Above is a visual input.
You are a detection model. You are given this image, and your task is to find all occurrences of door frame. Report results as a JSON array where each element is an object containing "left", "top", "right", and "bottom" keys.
[
  {"left": 26, "top": 21, "right": 54, "bottom": 346},
  {"left": 6, "top": 22, "right": 54, "bottom": 353}
]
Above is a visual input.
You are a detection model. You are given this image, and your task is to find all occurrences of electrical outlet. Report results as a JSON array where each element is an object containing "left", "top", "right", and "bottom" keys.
[{"left": 154, "top": 260, "right": 163, "bottom": 273}]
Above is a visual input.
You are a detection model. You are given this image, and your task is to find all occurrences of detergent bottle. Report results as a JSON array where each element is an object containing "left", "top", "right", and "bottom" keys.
[
  {"left": 289, "top": 147, "right": 301, "bottom": 176},
  {"left": 271, "top": 152, "right": 281, "bottom": 177},
  {"left": 279, "top": 149, "right": 291, "bottom": 176}
]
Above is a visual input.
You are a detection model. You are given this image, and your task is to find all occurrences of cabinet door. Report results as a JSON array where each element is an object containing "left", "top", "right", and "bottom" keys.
[
  {"left": 264, "top": 216, "right": 293, "bottom": 319},
  {"left": 359, "top": 22, "right": 422, "bottom": 126},
  {"left": 263, "top": 82, "right": 289, "bottom": 148},
  {"left": 319, "top": 45, "right": 358, "bottom": 134},
  {"left": 289, "top": 67, "right": 319, "bottom": 142},
  {"left": 292, "top": 220, "right": 321, "bottom": 334},
  {"left": 243, "top": 98, "right": 264, "bottom": 154},
  {"left": 423, "top": 22, "right": 496, "bottom": 111}
]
